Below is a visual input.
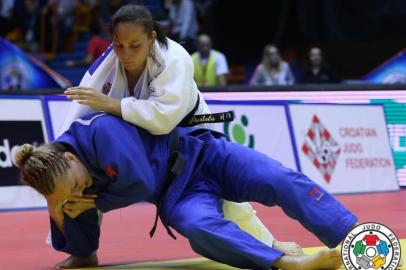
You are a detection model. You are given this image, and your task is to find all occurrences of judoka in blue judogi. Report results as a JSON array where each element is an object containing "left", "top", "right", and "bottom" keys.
[{"left": 48, "top": 113, "right": 357, "bottom": 270}]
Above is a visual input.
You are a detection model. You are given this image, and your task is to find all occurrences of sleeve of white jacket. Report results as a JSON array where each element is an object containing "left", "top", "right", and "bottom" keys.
[
  {"left": 60, "top": 100, "right": 93, "bottom": 136},
  {"left": 59, "top": 69, "right": 102, "bottom": 136},
  {"left": 120, "top": 53, "right": 196, "bottom": 135}
]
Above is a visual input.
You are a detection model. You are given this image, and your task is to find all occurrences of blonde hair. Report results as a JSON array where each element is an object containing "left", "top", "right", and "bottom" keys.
[
  {"left": 15, "top": 143, "right": 70, "bottom": 195},
  {"left": 262, "top": 44, "right": 282, "bottom": 73}
]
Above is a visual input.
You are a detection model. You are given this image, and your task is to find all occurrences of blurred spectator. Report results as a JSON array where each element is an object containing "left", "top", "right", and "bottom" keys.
[
  {"left": 73, "top": 0, "right": 92, "bottom": 34},
  {"left": 134, "top": 0, "right": 167, "bottom": 20},
  {"left": 194, "top": 0, "right": 214, "bottom": 33},
  {"left": 191, "top": 34, "right": 228, "bottom": 86},
  {"left": 99, "top": 0, "right": 122, "bottom": 22},
  {"left": 49, "top": 0, "right": 79, "bottom": 51},
  {"left": 300, "top": 47, "right": 340, "bottom": 84},
  {"left": 65, "top": 20, "right": 109, "bottom": 67},
  {"left": 3, "top": 0, "right": 44, "bottom": 50},
  {"left": 0, "top": 0, "right": 16, "bottom": 37},
  {"left": 250, "top": 44, "right": 294, "bottom": 86},
  {"left": 42, "top": 0, "right": 99, "bottom": 53},
  {"left": 39, "top": 0, "right": 58, "bottom": 55},
  {"left": 16, "top": 0, "right": 40, "bottom": 51},
  {"left": 168, "top": 0, "right": 198, "bottom": 52}
]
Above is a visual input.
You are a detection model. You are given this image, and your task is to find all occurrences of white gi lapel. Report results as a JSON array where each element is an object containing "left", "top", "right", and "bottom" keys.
[
  {"left": 138, "top": 69, "right": 150, "bottom": 100},
  {"left": 146, "top": 40, "right": 166, "bottom": 97},
  {"left": 80, "top": 48, "right": 116, "bottom": 93},
  {"left": 109, "top": 58, "right": 126, "bottom": 99},
  {"left": 61, "top": 48, "right": 116, "bottom": 133}
]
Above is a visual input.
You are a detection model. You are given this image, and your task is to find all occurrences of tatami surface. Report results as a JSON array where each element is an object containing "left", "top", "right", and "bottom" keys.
[
  {"left": 80, "top": 240, "right": 405, "bottom": 269},
  {"left": 1, "top": 190, "right": 405, "bottom": 270}
]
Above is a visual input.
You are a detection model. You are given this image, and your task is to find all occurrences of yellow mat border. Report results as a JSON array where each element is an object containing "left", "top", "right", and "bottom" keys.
[{"left": 79, "top": 239, "right": 405, "bottom": 269}]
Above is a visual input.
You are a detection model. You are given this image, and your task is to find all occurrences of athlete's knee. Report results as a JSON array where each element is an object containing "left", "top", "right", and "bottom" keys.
[
  {"left": 181, "top": 215, "right": 224, "bottom": 240},
  {"left": 170, "top": 214, "right": 204, "bottom": 238}
]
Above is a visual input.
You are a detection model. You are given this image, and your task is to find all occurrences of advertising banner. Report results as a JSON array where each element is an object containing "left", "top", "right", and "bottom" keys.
[
  {"left": 363, "top": 49, "right": 406, "bottom": 84},
  {"left": 0, "top": 98, "right": 48, "bottom": 209},
  {"left": 44, "top": 95, "right": 406, "bottom": 186},
  {"left": 44, "top": 96, "right": 72, "bottom": 140},
  {"left": 208, "top": 101, "right": 297, "bottom": 171},
  {"left": 204, "top": 91, "right": 406, "bottom": 187},
  {"left": 0, "top": 37, "right": 70, "bottom": 91},
  {"left": 288, "top": 104, "right": 398, "bottom": 193}
]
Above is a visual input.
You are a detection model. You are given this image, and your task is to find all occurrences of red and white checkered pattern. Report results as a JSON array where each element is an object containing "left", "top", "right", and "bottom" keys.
[{"left": 302, "top": 115, "right": 341, "bottom": 183}]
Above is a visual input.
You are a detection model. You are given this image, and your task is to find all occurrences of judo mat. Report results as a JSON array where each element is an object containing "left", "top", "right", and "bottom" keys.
[
  {"left": 79, "top": 240, "right": 406, "bottom": 269},
  {"left": 0, "top": 190, "right": 405, "bottom": 270}
]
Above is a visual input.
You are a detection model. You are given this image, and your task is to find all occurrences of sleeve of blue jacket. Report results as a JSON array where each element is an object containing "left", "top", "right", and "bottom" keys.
[{"left": 50, "top": 209, "right": 100, "bottom": 257}]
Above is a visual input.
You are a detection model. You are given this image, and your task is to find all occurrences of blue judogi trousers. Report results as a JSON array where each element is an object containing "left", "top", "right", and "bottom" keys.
[{"left": 167, "top": 135, "right": 357, "bottom": 270}]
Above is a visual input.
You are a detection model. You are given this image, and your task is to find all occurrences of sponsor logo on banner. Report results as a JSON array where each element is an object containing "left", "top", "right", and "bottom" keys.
[
  {"left": 208, "top": 103, "right": 297, "bottom": 170},
  {"left": 0, "top": 121, "right": 45, "bottom": 186},
  {"left": 341, "top": 223, "right": 401, "bottom": 270},
  {"left": 224, "top": 112, "right": 254, "bottom": 148},
  {"left": 387, "top": 123, "right": 406, "bottom": 181},
  {"left": 290, "top": 104, "right": 398, "bottom": 193},
  {"left": 1, "top": 64, "right": 26, "bottom": 91},
  {"left": 302, "top": 115, "right": 341, "bottom": 183},
  {"left": 388, "top": 124, "right": 406, "bottom": 152},
  {"left": 375, "top": 99, "right": 406, "bottom": 186}
]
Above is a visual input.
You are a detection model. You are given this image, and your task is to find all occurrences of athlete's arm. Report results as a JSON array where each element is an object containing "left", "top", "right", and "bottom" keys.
[
  {"left": 47, "top": 198, "right": 65, "bottom": 234},
  {"left": 64, "top": 87, "right": 121, "bottom": 116}
]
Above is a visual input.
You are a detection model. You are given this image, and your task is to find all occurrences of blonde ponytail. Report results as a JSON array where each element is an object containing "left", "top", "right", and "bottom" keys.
[
  {"left": 15, "top": 143, "right": 71, "bottom": 196},
  {"left": 15, "top": 144, "right": 34, "bottom": 168}
]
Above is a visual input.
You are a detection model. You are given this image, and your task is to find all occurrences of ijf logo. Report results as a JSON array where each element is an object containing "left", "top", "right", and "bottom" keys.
[
  {"left": 302, "top": 115, "right": 340, "bottom": 183},
  {"left": 224, "top": 112, "right": 254, "bottom": 148},
  {"left": 341, "top": 223, "right": 401, "bottom": 270}
]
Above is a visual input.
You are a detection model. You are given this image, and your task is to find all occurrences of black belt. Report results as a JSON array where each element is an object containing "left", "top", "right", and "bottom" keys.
[
  {"left": 149, "top": 95, "right": 234, "bottom": 239},
  {"left": 149, "top": 129, "right": 185, "bottom": 240},
  {"left": 178, "top": 95, "right": 235, "bottom": 127}
]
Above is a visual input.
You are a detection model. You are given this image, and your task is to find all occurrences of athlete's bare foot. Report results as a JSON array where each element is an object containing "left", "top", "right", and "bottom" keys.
[
  {"left": 273, "top": 240, "right": 304, "bottom": 256},
  {"left": 272, "top": 249, "right": 342, "bottom": 270},
  {"left": 54, "top": 251, "right": 98, "bottom": 269}
]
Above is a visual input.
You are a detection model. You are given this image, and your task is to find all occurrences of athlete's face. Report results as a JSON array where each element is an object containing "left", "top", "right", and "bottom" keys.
[
  {"left": 47, "top": 152, "right": 92, "bottom": 202},
  {"left": 113, "top": 22, "right": 156, "bottom": 73}
]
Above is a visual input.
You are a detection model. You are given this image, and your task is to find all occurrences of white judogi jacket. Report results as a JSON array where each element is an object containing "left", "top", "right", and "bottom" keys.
[{"left": 61, "top": 38, "right": 210, "bottom": 135}]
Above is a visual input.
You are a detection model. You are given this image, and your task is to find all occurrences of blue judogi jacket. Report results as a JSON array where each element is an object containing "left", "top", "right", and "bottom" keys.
[
  {"left": 59, "top": 112, "right": 214, "bottom": 216},
  {"left": 51, "top": 113, "right": 216, "bottom": 256}
]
